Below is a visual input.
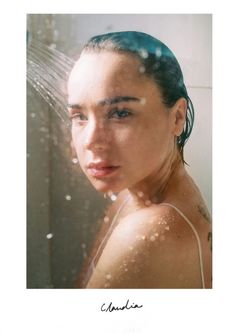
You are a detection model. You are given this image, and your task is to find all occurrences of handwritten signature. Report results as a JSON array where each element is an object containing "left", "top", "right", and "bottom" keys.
[{"left": 101, "top": 299, "right": 143, "bottom": 312}]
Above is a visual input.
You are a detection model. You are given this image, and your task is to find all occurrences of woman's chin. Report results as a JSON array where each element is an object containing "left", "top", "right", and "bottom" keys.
[{"left": 89, "top": 178, "right": 125, "bottom": 195}]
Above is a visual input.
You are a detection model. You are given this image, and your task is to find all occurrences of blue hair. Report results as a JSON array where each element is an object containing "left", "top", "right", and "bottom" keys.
[{"left": 83, "top": 31, "right": 194, "bottom": 163}]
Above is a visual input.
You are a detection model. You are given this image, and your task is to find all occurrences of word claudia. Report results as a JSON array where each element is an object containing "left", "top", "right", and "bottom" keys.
[{"left": 101, "top": 299, "right": 143, "bottom": 312}]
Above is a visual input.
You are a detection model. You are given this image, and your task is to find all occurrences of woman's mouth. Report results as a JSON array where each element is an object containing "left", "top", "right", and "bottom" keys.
[{"left": 87, "top": 162, "right": 120, "bottom": 178}]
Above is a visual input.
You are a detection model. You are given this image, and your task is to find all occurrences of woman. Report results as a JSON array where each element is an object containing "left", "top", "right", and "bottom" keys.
[{"left": 67, "top": 31, "right": 212, "bottom": 288}]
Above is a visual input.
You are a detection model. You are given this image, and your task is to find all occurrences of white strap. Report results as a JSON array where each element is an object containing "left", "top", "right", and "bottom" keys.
[{"left": 159, "top": 203, "right": 205, "bottom": 288}]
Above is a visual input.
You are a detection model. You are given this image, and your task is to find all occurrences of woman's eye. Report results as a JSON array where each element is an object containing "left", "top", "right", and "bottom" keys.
[
  {"left": 70, "top": 113, "right": 87, "bottom": 122},
  {"left": 109, "top": 108, "right": 132, "bottom": 119}
]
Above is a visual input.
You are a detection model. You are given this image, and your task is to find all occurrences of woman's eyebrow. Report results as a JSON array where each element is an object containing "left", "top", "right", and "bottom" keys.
[
  {"left": 67, "top": 96, "right": 141, "bottom": 110},
  {"left": 98, "top": 96, "right": 141, "bottom": 106},
  {"left": 67, "top": 103, "right": 82, "bottom": 109}
]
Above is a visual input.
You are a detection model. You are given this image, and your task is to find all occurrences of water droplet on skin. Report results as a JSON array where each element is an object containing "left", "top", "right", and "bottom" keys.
[
  {"left": 139, "top": 65, "right": 145, "bottom": 73},
  {"left": 154, "top": 232, "right": 159, "bottom": 237},
  {"left": 137, "top": 191, "right": 144, "bottom": 198},
  {"left": 129, "top": 246, "right": 134, "bottom": 251},
  {"left": 124, "top": 268, "right": 128, "bottom": 272},
  {"left": 150, "top": 235, "right": 156, "bottom": 242},
  {"left": 104, "top": 216, "right": 109, "bottom": 223},
  {"left": 106, "top": 273, "right": 112, "bottom": 280},
  {"left": 46, "top": 233, "right": 53, "bottom": 239},
  {"left": 65, "top": 194, "right": 72, "bottom": 201},
  {"left": 110, "top": 194, "right": 117, "bottom": 201},
  {"left": 140, "top": 98, "right": 146, "bottom": 105},
  {"left": 145, "top": 200, "right": 152, "bottom": 206},
  {"left": 141, "top": 235, "right": 146, "bottom": 240},
  {"left": 165, "top": 226, "right": 170, "bottom": 231}
]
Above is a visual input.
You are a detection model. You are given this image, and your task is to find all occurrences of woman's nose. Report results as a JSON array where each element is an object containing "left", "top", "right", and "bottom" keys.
[{"left": 84, "top": 119, "right": 109, "bottom": 151}]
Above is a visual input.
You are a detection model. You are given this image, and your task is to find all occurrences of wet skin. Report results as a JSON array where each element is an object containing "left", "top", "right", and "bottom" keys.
[{"left": 68, "top": 51, "right": 212, "bottom": 288}]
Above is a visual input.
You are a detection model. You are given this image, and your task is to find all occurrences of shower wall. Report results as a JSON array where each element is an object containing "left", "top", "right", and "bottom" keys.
[{"left": 27, "top": 14, "right": 212, "bottom": 288}]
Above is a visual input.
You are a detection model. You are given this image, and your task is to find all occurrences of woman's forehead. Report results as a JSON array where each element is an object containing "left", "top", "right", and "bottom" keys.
[{"left": 69, "top": 51, "right": 144, "bottom": 82}]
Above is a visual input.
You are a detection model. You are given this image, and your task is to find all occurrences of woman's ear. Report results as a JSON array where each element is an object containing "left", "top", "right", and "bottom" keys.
[{"left": 171, "top": 98, "right": 187, "bottom": 136}]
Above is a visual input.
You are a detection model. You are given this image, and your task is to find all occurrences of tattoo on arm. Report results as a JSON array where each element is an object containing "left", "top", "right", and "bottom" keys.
[
  {"left": 207, "top": 231, "right": 212, "bottom": 251},
  {"left": 197, "top": 205, "right": 211, "bottom": 223}
]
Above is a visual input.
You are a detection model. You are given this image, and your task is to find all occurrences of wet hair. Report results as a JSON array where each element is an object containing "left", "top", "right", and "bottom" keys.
[{"left": 82, "top": 31, "right": 194, "bottom": 163}]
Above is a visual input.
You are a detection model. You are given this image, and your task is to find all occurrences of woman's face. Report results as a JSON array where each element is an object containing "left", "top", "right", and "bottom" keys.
[{"left": 67, "top": 51, "right": 176, "bottom": 194}]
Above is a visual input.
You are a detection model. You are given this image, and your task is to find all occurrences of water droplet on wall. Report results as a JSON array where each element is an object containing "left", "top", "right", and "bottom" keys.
[
  {"left": 46, "top": 233, "right": 53, "bottom": 239},
  {"left": 65, "top": 194, "right": 72, "bottom": 201}
]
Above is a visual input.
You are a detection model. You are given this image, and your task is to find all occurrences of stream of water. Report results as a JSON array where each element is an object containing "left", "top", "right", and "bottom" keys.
[{"left": 27, "top": 38, "right": 75, "bottom": 124}]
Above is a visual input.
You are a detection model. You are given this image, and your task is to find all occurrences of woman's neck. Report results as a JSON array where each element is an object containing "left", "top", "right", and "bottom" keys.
[{"left": 127, "top": 148, "right": 186, "bottom": 206}]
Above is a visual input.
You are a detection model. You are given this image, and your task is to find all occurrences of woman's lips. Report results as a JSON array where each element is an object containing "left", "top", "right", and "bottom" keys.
[{"left": 87, "top": 164, "right": 120, "bottom": 178}]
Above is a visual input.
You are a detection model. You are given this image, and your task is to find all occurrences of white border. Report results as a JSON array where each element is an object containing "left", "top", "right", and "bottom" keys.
[{"left": 1, "top": 1, "right": 236, "bottom": 332}]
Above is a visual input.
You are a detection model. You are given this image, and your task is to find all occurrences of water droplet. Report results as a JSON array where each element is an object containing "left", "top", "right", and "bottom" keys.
[
  {"left": 139, "top": 65, "right": 145, "bottom": 74},
  {"left": 104, "top": 216, "right": 109, "bottom": 223},
  {"left": 106, "top": 273, "right": 112, "bottom": 280},
  {"left": 141, "top": 235, "right": 146, "bottom": 240},
  {"left": 155, "top": 47, "right": 162, "bottom": 57},
  {"left": 150, "top": 235, "right": 156, "bottom": 242},
  {"left": 46, "top": 233, "right": 53, "bottom": 239},
  {"left": 138, "top": 48, "right": 148, "bottom": 59},
  {"left": 137, "top": 191, "right": 144, "bottom": 198},
  {"left": 165, "top": 226, "right": 170, "bottom": 231},
  {"left": 72, "top": 158, "right": 78, "bottom": 164},
  {"left": 30, "top": 113, "right": 36, "bottom": 118},
  {"left": 65, "top": 194, "right": 72, "bottom": 201},
  {"left": 154, "top": 232, "right": 159, "bottom": 237},
  {"left": 124, "top": 268, "right": 128, "bottom": 272},
  {"left": 81, "top": 243, "right": 86, "bottom": 249},
  {"left": 110, "top": 194, "right": 117, "bottom": 201},
  {"left": 140, "top": 98, "right": 146, "bottom": 105},
  {"left": 49, "top": 43, "right": 57, "bottom": 50},
  {"left": 53, "top": 30, "right": 59, "bottom": 40},
  {"left": 145, "top": 200, "right": 152, "bottom": 206},
  {"left": 129, "top": 246, "right": 134, "bottom": 251},
  {"left": 105, "top": 282, "right": 111, "bottom": 288}
]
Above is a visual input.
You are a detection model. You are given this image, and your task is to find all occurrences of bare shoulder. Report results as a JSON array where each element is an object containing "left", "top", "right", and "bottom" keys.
[{"left": 86, "top": 204, "right": 210, "bottom": 288}]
